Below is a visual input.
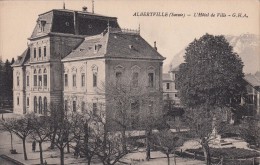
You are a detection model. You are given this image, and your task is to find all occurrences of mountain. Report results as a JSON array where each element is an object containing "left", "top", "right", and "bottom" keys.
[{"left": 164, "top": 33, "right": 260, "bottom": 74}]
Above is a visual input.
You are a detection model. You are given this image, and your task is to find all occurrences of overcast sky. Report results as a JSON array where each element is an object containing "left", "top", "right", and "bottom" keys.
[{"left": 0, "top": 0, "right": 259, "bottom": 68}]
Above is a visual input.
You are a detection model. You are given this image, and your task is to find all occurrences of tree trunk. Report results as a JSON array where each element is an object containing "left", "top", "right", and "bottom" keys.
[
  {"left": 22, "top": 138, "right": 28, "bottom": 160},
  {"left": 60, "top": 148, "right": 65, "bottom": 165},
  {"left": 174, "top": 151, "right": 177, "bottom": 165},
  {"left": 202, "top": 144, "right": 211, "bottom": 165},
  {"left": 122, "top": 128, "right": 127, "bottom": 153},
  {"left": 10, "top": 132, "right": 13, "bottom": 150},
  {"left": 166, "top": 153, "right": 170, "bottom": 165},
  {"left": 50, "top": 127, "right": 57, "bottom": 149},
  {"left": 145, "top": 129, "right": 151, "bottom": 161},
  {"left": 87, "top": 158, "right": 91, "bottom": 165},
  {"left": 67, "top": 142, "right": 70, "bottom": 153},
  {"left": 39, "top": 141, "right": 43, "bottom": 165}
]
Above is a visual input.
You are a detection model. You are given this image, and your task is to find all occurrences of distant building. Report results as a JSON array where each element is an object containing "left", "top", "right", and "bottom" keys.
[
  {"left": 242, "top": 72, "right": 260, "bottom": 115},
  {"left": 12, "top": 8, "right": 165, "bottom": 128},
  {"left": 162, "top": 66, "right": 180, "bottom": 106}
]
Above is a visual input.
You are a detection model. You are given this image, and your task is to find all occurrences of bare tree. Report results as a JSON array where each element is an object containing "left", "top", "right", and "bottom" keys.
[
  {"left": 47, "top": 102, "right": 81, "bottom": 165},
  {"left": 1, "top": 115, "right": 33, "bottom": 160},
  {"left": 152, "top": 129, "right": 184, "bottom": 165},
  {"left": 29, "top": 113, "right": 52, "bottom": 165}
]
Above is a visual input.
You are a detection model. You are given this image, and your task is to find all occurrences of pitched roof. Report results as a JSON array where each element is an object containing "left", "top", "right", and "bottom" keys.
[
  {"left": 62, "top": 29, "right": 165, "bottom": 61},
  {"left": 245, "top": 73, "right": 260, "bottom": 87},
  {"left": 30, "top": 9, "right": 119, "bottom": 39},
  {"left": 12, "top": 48, "right": 30, "bottom": 67}
]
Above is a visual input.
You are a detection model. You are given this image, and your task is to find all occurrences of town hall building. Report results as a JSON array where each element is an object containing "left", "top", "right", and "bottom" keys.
[{"left": 12, "top": 7, "right": 165, "bottom": 126}]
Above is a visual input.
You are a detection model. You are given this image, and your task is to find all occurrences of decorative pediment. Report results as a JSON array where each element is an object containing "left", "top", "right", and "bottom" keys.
[
  {"left": 131, "top": 65, "right": 141, "bottom": 73},
  {"left": 114, "top": 65, "right": 125, "bottom": 72},
  {"left": 71, "top": 66, "right": 77, "bottom": 73},
  {"left": 147, "top": 66, "right": 155, "bottom": 72},
  {"left": 92, "top": 65, "right": 98, "bottom": 74}
]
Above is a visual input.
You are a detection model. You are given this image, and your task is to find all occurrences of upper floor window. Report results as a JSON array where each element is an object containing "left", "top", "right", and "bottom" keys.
[
  {"left": 116, "top": 72, "right": 122, "bottom": 86},
  {"left": 73, "top": 101, "right": 77, "bottom": 112},
  {"left": 44, "top": 46, "right": 46, "bottom": 57},
  {"left": 132, "top": 72, "right": 139, "bottom": 87},
  {"left": 27, "top": 97, "right": 29, "bottom": 106},
  {"left": 149, "top": 101, "right": 154, "bottom": 114},
  {"left": 38, "top": 69, "right": 42, "bottom": 86},
  {"left": 39, "top": 47, "right": 41, "bottom": 58},
  {"left": 34, "top": 69, "right": 37, "bottom": 86},
  {"left": 34, "top": 48, "right": 36, "bottom": 58},
  {"left": 17, "top": 97, "right": 19, "bottom": 105},
  {"left": 43, "top": 69, "right": 47, "bottom": 86},
  {"left": 93, "top": 73, "right": 97, "bottom": 87},
  {"left": 73, "top": 74, "right": 76, "bottom": 87},
  {"left": 64, "top": 74, "right": 68, "bottom": 87},
  {"left": 81, "top": 73, "right": 85, "bottom": 87},
  {"left": 166, "top": 83, "right": 170, "bottom": 89},
  {"left": 93, "top": 103, "right": 97, "bottom": 115},
  {"left": 17, "top": 76, "right": 19, "bottom": 86},
  {"left": 148, "top": 73, "right": 154, "bottom": 88},
  {"left": 64, "top": 100, "right": 68, "bottom": 112},
  {"left": 26, "top": 76, "right": 29, "bottom": 86}
]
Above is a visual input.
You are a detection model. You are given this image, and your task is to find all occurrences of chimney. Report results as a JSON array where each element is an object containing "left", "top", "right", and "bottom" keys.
[
  {"left": 74, "top": 11, "right": 79, "bottom": 35},
  {"left": 154, "top": 41, "right": 157, "bottom": 51},
  {"left": 82, "top": 6, "right": 88, "bottom": 12}
]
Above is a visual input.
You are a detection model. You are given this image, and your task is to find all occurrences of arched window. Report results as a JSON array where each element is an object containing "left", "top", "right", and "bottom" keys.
[
  {"left": 39, "top": 97, "right": 42, "bottom": 114},
  {"left": 34, "top": 96, "right": 37, "bottom": 113},
  {"left": 43, "top": 97, "right": 47, "bottom": 115},
  {"left": 34, "top": 69, "right": 37, "bottom": 86},
  {"left": 43, "top": 69, "right": 47, "bottom": 87},
  {"left": 38, "top": 69, "right": 42, "bottom": 86}
]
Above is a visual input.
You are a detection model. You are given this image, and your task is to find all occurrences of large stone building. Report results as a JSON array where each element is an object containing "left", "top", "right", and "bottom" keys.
[{"left": 12, "top": 8, "right": 165, "bottom": 126}]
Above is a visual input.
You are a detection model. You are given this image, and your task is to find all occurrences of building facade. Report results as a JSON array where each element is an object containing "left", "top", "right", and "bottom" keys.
[
  {"left": 12, "top": 8, "right": 165, "bottom": 127},
  {"left": 162, "top": 66, "right": 180, "bottom": 106},
  {"left": 243, "top": 72, "right": 260, "bottom": 115}
]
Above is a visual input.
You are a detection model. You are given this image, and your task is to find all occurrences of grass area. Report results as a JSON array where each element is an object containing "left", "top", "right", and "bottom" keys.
[{"left": 186, "top": 148, "right": 260, "bottom": 159}]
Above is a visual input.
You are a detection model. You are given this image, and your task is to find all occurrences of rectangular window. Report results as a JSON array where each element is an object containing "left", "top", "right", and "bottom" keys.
[
  {"left": 116, "top": 72, "right": 122, "bottom": 86},
  {"left": 43, "top": 75, "right": 47, "bottom": 86},
  {"left": 44, "top": 46, "right": 46, "bottom": 57},
  {"left": 26, "top": 76, "right": 29, "bottom": 86},
  {"left": 93, "top": 103, "right": 97, "bottom": 115},
  {"left": 17, "top": 97, "right": 19, "bottom": 105},
  {"left": 73, "top": 101, "right": 76, "bottom": 112},
  {"left": 148, "top": 73, "right": 154, "bottom": 87},
  {"left": 39, "top": 47, "right": 41, "bottom": 58},
  {"left": 73, "top": 74, "right": 76, "bottom": 87},
  {"left": 34, "top": 75, "right": 37, "bottom": 86},
  {"left": 17, "top": 76, "right": 19, "bottom": 86},
  {"left": 166, "top": 83, "right": 170, "bottom": 89},
  {"left": 64, "top": 74, "right": 68, "bottom": 87},
  {"left": 81, "top": 73, "right": 85, "bottom": 87},
  {"left": 132, "top": 72, "right": 138, "bottom": 87},
  {"left": 93, "top": 74, "right": 97, "bottom": 87},
  {"left": 64, "top": 100, "right": 68, "bottom": 112},
  {"left": 81, "top": 101, "right": 85, "bottom": 112},
  {"left": 38, "top": 75, "right": 42, "bottom": 86},
  {"left": 149, "top": 101, "right": 154, "bottom": 114},
  {"left": 27, "top": 98, "right": 29, "bottom": 106},
  {"left": 34, "top": 48, "right": 36, "bottom": 58}
]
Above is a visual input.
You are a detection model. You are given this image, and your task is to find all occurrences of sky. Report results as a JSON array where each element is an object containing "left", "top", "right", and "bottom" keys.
[{"left": 0, "top": 0, "right": 259, "bottom": 69}]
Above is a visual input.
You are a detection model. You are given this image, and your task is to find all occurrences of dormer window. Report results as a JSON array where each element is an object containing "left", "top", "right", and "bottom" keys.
[
  {"left": 94, "top": 44, "right": 102, "bottom": 53},
  {"left": 38, "top": 20, "right": 46, "bottom": 33}
]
